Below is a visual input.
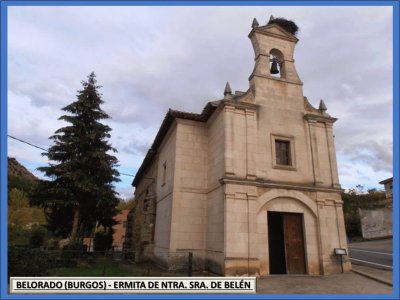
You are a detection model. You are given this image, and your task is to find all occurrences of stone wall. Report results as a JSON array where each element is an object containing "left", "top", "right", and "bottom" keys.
[
  {"left": 153, "top": 124, "right": 177, "bottom": 255},
  {"left": 206, "top": 109, "right": 225, "bottom": 274},
  {"left": 168, "top": 120, "right": 208, "bottom": 266},
  {"left": 359, "top": 208, "right": 393, "bottom": 239}
]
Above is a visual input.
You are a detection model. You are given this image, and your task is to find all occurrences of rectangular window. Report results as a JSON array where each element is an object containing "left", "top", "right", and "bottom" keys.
[
  {"left": 271, "top": 134, "right": 296, "bottom": 171},
  {"left": 162, "top": 162, "right": 167, "bottom": 186},
  {"left": 275, "top": 140, "right": 291, "bottom": 166}
]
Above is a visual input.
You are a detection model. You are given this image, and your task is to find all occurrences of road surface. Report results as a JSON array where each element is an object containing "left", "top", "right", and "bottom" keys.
[{"left": 348, "top": 238, "right": 392, "bottom": 271}]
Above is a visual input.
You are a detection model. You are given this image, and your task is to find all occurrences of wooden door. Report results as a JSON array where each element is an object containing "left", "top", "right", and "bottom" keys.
[{"left": 283, "top": 213, "right": 306, "bottom": 274}]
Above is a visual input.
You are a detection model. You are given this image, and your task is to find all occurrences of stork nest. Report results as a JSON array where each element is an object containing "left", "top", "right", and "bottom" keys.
[{"left": 268, "top": 17, "right": 299, "bottom": 36}]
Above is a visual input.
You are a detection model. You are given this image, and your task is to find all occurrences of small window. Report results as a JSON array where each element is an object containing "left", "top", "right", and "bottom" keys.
[
  {"left": 271, "top": 134, "right": 296, "bottom": 171},
  {"left": 275, "top": 140, "right": 291, "bottom": 166},
  {"left": 162, "top": 161, "right": 167, "bottom": 186}
]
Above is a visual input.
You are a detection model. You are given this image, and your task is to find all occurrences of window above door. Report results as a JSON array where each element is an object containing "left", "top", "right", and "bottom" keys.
[{"left": 271, "top": 133, "right": 297, "bottom": 171}]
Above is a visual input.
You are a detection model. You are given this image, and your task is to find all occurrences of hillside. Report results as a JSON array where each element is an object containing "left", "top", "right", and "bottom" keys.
[
  {"left": 8, "top": 157, "right": 46, "bottom": 244},
  {"left": 8, "top": 157, "right": 38, "bottom": 181}
]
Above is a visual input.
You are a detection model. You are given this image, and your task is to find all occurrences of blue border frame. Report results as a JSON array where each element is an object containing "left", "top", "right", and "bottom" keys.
[
  {"left": 1, "top": 1, "right": 9, "bottom": 299},
  {"left": 1, "top": 1, "right": 399, "bottom": 300},
  {"left": 392, "top": 1, "right": 400, "bottom": 299},
  {"left": 1, "top": 0, "right": 399, "bottom": 5}
]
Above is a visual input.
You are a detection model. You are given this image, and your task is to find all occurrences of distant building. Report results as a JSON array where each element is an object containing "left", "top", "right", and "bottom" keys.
[
  {"left": 128, "top": 16, "right": 350, "bottom": 276},
  {"left": 112, "top": 210, "right": 129, "bottom": 251},
  {"left": 359, "top": 177, "right": 393, "bottom": 239},
  {"left": 379, "top": 177, "right": 393, "bottom": 208},
  {"left": 82, "top": 209, "right": 129, "bottom": 252},
  {"left": 122, "top": 207, "right": 136, "bottom": 257},
  {"left": 82, "top": 237, "right": 94, "bottom": 252}
]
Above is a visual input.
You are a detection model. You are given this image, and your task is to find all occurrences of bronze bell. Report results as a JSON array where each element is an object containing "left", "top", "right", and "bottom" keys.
[{"left": 270, "top": 58, "right": 279, "bottom": 74}]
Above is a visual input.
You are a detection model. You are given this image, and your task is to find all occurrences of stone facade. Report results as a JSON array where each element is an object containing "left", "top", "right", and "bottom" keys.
[{"left": 129, "top": 17, "right": 351, "bottom": 276}]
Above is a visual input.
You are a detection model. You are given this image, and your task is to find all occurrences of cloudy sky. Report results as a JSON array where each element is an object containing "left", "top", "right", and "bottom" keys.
[{"left": 7, "top": 5, "right": 393, "bottom": 199}]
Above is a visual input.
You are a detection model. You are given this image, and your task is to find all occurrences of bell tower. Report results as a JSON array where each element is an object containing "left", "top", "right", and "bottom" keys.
[
  {"left": 225, "top": 16, "right": 347, "bottom": 276},
  {"left": 241, "top": 16, "right": 341, "bottom": 189},
  {"left": 248, "top": 16, "right": 303, "bottom": 108}
]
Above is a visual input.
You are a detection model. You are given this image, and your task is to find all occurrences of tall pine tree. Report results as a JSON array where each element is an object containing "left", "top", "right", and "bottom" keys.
[{"left": 32, "top": 73, "right": 120, "bottom": 240}]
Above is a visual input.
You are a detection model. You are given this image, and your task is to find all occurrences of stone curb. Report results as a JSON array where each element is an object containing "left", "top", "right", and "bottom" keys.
[{"left": 351, "top": 269, "right": 393, "bottom": 286}]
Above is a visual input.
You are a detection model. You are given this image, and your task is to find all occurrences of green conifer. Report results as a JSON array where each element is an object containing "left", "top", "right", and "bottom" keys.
[{"left": 32, "top": 73, "right": 120, "bottom": 239}]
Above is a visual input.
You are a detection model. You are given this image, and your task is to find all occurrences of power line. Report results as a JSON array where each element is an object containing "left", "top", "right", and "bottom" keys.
[
  {"left": 7, "top": 134, "right": 136, "bottom": 177},
  {"left": 8, "top": 134, "right": 48, "bottom": 151},
  {"left": 119, "top": 172, "right": 135, "bottom": 177}
]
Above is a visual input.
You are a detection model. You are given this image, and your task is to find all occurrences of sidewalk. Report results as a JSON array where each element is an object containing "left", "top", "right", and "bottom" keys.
[
  {"left": 256, "top": 270, "right": 392, "bottom": 294},
  {"left": 351, "top": 264, "right": 393, "bottom": 286}
]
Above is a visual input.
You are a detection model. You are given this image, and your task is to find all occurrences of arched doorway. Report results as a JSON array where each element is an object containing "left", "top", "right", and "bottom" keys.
[{"left": 256, "top": 190, "right": 321, "bottom": 276}]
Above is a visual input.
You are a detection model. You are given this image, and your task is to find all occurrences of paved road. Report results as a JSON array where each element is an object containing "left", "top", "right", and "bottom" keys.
[{"left": 348, "top": 238, "right": 393, "bottom": 271}]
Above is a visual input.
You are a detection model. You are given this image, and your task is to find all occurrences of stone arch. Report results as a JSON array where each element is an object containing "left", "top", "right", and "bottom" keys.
[
  {"left": 257, "top": 189, "right": 317, "bottom": 217},
  {"left": 255, "top": 189, "right": 321, "bottom": 276}
]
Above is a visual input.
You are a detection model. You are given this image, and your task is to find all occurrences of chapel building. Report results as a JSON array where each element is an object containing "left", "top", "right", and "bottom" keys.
[{"left": 128, "top": 16, "right": 351, "bottom": 276}]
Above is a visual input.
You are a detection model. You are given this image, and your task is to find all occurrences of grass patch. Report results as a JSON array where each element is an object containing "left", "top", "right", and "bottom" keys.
[
  {"left": 51, "top": 259, "right": 192, "bottom": 277},
  {"left": 55, "top": 264, "right": 132, "bottom": 277}
]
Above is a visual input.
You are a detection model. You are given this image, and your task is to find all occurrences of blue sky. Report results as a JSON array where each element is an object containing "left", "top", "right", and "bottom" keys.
[{"left": 7, "top": 5, "right": 393, "bottom": 199}]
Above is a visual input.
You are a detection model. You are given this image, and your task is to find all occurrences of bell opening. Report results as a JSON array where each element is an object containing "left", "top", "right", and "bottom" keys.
[
  {"left": 269, "top": 55, "right": 281, "bottom": 77},
  {"left": 269, "top": 49, "right": 285, "bottom": 79},
  {"left": 270, "top": 57, "right": 280, "bottom": 75}
]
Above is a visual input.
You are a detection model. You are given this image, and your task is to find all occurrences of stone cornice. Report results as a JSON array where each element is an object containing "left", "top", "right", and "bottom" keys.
[
  {"left": 304, "top": 113, "right": 338, "bottom": 124},
  {"left": 220, "top": 177, "right": 343, "bottom": 193},
  {"left": 249, "top": 73, "right": 303, "bottom": 86},
  {"left": 221, "top": 99, "right": 259, "bottom": 111}
]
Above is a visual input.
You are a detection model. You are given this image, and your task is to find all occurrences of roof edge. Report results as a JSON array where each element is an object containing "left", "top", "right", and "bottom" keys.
[
  {"left": 132, "top": 101, "right": 221, "bottom": 187},
  {"left": 248, "top": 23, "right": 299, "bottom": 43},
  {"left": 379, "top": 177, "right": 393, "bottom": 184}
]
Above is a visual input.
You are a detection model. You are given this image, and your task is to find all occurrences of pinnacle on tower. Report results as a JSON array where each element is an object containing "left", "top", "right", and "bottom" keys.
[
  {"left": 224, "top": 82, "right": 232, "bottom": 96},
  {"left": 269, "top": 15, "right": 274, "bottom": 23},
  {"left": 319, "top": 99, "right": 327, "bottom": 112},
  {"left": 252, "top": 18, "right": 259, "bottom": 28}
]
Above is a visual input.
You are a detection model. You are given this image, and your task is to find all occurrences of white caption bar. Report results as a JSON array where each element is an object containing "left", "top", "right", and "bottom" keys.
[{"left": 10, "top": 277, "right": 257, "bottom": 294}]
